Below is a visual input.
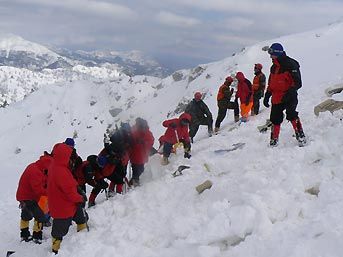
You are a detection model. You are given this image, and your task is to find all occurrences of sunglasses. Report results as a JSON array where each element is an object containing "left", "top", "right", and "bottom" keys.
[{"left": 267, "top": 48, "right": 283, "bottom": 55}]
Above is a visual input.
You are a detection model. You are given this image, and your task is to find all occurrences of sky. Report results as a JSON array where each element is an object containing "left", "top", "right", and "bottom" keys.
[{"left": 0, "top": 0, "right": 343, "bottom": 70}]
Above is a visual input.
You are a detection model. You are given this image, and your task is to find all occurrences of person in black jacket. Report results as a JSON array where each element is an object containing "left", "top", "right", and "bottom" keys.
[
  {"left": 263, "top": 43, "right": 306, "bottom": 147},
  {"left": 185, "top": 92, "right": 213, "bottom": 142}
]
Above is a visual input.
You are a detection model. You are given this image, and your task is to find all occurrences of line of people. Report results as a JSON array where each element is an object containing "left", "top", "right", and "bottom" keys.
[{"left": 16, "top": 117, "right": 154, "bottom": 254}]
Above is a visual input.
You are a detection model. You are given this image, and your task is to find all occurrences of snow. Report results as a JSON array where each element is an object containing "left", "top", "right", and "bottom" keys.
[{"left": 1, "top": 22, "right": 343, "bottom": 257}]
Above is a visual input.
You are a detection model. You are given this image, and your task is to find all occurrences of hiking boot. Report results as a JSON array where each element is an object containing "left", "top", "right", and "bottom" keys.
[
  {"left": 130, "top": 178, "right": 140, "bottom": 187},
  {"left": 214, "top": 127, "right": 219, "bottom": 134},
  {"left": 32, "top": 231, "right": 42, "bottom": 244},
  {"left": 234, "top": 116, "right": 240, "bottom": 122},
  {"left": 208, "top": 129, "right": 213, "bottom": 137},
  {"left": 20, "top": 228, "right": 32, "bottom": 242},
  {"left": 161, "top": 156, "right": 169, "bottom": 166},
  {"left": 88, "top": 201, "right": 96, "bottom": 208},
  {"left": 107, "top": 190, "right": 115, "bottom": 198},
  {"left": 269, "top": 138, "right": 278, "bottom": 147},
  {"left": 295, "top": 131, "right": 307, "bottom": 146}
]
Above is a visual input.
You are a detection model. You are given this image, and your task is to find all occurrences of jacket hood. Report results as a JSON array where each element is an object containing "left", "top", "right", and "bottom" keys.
[
  {"left": 236, "top": 72, "right": 245, "bottom": 82},
  {"left": 179, "top": 112, "right": 192, "bottom": 122},
  {"left": 52, "top": 143, "right": 73, "bottom": 167},
  {"left": 35, "top": 154, "right": 53, "bottom": 172}
]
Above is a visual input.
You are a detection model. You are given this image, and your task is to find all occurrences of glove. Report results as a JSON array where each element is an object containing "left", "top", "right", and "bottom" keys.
[
  {"left": 263, "top": 91, "right": 271, "bottom": 108},
  {"left": 170, "top": 122, "right": 177, "bottom": 128},
  {"left": 184, "top": 152, "right": 191, "bottom": 159},
  {"left": 281, "top": 87, "right": 297, "bottom": 103},
  {"left": 98, "top": 179, "right": 109, "bottom": 189}
]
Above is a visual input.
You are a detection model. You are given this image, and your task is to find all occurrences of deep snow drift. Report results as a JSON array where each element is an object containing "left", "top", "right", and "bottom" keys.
[{"left": 0, "top": 22, "right": 343, "bottom": 257}]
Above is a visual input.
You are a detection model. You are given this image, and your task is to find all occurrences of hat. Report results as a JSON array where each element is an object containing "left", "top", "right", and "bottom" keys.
[
  {"left": 64, "top": 138, "right": 75, "bottom": 148},
  {"left": 194, "top": 92, "right": 202, "bottom": 101},
  {"left": 97, "top": 155, "right": 107, "bottom": 168},
  {"left": 235, "top": 72, "right": 245, "bottom": 81},
  {"left": 268, "top": 43, "right": 284, "bottom": 56},
  {"left": 225, "top": 76, "right": 233, "bottom": 83},
  {"left": 254, "top": 63, "right": 263, "bottom": 70}
]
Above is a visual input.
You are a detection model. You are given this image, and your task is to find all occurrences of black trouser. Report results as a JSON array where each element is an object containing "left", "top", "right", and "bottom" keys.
[
  {"left": 215, "top": 101, "right": 239, "bottom": 128},
  {"left": 20, "top": 200, "right": 46, "bottom": 223},
  {"left": 132, "top": 164, "right": 145, "bottom": 180},
  {"left": 51, "top": 205, "right": 86, "bottom": 240},
  {"left": 90, "top": 179, "right": 107, "bottom": 195},
  {"left": 106, "top": 165, "right": 127, "bottom": 184},
  {"left": 189, "top": 117, "right": 213, "bottom": 138},
  {"left": 253, "top": 94, "right": 261, "bottom": 115},
  {"left": 270, "top": 97, "right": 299, "bottom": 125}
]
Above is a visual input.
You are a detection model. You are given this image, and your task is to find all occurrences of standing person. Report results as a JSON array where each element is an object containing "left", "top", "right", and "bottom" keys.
[
  {"left": 129, "top": 118, "right": 154, "bottom": 187},
  {"left": 214, "top": 76, "right": 240, "bottom": 133},
  {"left": 161, "top": 112, "right": 191, "bottom": 165},
  {"left": 16, "top": 154, "right": 52, "bottom": 243},
  {"left": 235, "top": 72, "right": 253, "bottom": 122},
  {"left": 263, "top": 43, "right": 306, "bottom": 147},
  {"left": 252, "top": 64, "right": 266, "bottom": 115},
  {"left": 185, "top": 92, "right": 213, "bottom": 142},
  {"left": 48, "top": 143, "right": 87, "bottom": 254}
]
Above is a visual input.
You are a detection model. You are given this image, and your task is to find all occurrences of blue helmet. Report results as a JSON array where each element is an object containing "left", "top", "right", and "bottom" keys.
[{"left": 268, "top": 43, "right": 284, "bottom": 56}]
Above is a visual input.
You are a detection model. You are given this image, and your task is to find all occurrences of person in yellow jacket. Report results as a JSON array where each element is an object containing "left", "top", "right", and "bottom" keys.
[{"left": 252, "top": 63, "right": 266, "bottom": 115}]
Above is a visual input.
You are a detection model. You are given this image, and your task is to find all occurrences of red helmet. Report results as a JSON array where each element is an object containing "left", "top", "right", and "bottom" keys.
[
  {"left": 225, "top": 76, "right": 233, "bottom": 83},
  {"left": 194, "top": 92, "right": 202, "bottom": 101},
  {"left": 254, "top": 63, "right": 263, "bottom": 70}
]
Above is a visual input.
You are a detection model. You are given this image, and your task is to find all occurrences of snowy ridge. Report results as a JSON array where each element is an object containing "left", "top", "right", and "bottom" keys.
[{"left": 1, "top": 22, "right": 343, "bottom": 256}]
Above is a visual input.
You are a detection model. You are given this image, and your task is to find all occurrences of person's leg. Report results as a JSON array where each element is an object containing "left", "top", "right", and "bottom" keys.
[
  {"left": 73, "top": 205, "right": 88, "bottom": 232},
  {"left": 189, "top": 122, "right": 200, "bottom": 141},
  {"left": 20, "top": 201, "right": 34, "bottom": 241},
  {"left": 285, "top": 97, "right": 306, "bottom": 144},
  {"left": 215, "top": 108, "right": 227, "bottom": 130},
  {"left": 228, "top": 101, "right": 240, "bottom": 122},
  {"left": 51, "top": 218, "right": 72, "bottom": 254},
  {"left": 269, "top": 103, "right": 285, "bottom": 146},
  {"left": 161, "top": 142, "right": 173, "bottom": 165}
]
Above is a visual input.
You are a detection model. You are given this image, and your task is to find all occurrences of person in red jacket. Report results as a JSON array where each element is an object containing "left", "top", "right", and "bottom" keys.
[
  {"left": 235, "top": 72, "right": 253, "bottom": 122},
  {"left": 48, "top": 143, "right": 87, "bottom": 254},
  {"left": 129, "top": 117, "right": 155, "bottom": 186},
  {"left": 161, "top": 112, "right": 191, "bottom": 165},
  {"left": 16, "top": 153, "right": 52, "bottom": 243},
  {"left": 263, "top": 43, "right": 306, "bottom": 147}
]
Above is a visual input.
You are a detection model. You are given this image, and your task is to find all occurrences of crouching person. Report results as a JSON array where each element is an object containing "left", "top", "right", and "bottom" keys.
[
  {"left": 48, "top": 143, "right": 87, "bottom": 254},
  {"left": 161, "top": 112, "right": 191, "bottom": 165},
  {"left": 16, "top": 153, "right": 52, "bottom": 243}
]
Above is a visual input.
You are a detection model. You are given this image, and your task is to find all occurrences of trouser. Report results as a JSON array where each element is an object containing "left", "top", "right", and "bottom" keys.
[
  {"left": 240, "top": 102, "right": 253, "bottom": 119},
  {"left": 51, "top": 205, "right": 87, "bottom": 253},
  {"left": 131, "top": 164, "right": 145, "bottom": 181},
  {"left": 270, "top": 98, "right": 299, "bottom": 125},
  {"left": 189, "top": 116, "right": 213, "bottom": 138},
  {"left": 252, "top": 94, "right": 262, "bottom": 115},
  {"left": 51, "top": 205, "right": 87, "bottom": 239},
  {"left": 107, "top": 166, "right": 127, "bottom": 194},
  {"left": 215, "top": 101, "right": 239, "bottom": 128},
  {"left": 20, "top": 200, "right": 46, "bottom": 223},
  {"left": 20, "top": 200, "right": 46, "bottom": 239}
]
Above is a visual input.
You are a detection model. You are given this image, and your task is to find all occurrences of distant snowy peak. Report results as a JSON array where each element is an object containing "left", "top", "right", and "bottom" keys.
[{"left": 0, "top": 34, "right": 58, "bottom": 57}]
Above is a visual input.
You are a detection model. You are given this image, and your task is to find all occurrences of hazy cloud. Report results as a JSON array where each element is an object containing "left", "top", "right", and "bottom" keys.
[
  {"left": 0, "top": 0, "right": 342, "bottom": 70},
  {"left": 156, "top": 11, "right": 201, "bottom": 27}
]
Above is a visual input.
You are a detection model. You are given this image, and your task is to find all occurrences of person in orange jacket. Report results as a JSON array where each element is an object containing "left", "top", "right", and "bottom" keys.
[
  {"left": 235, "top": 72, "right": 253, "bottom": 122},
  {"left": 214, "top": 76, "right": 240, "bottom": 132},
  {"left": 129, "top": 118, "right": 154, "bottom": 186},
  {"left": 251, "top": 63, "right": 266, "bottom": 115},
  {"left": 16, "top": 153, "right": 52, "bottom": 243}
]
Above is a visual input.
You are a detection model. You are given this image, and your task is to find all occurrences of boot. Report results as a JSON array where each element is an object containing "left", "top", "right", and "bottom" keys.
[
  {"left": 52, "top": 237, "right": 62, "bottom": 254},
  {"left": 208, "top": 128, "right": 213, "bottom": 137},
  {"left": 291, "top": 118, "right": 307, "bottom": 146},
  {"left": 234, "top": 116, "right": 240, "bottom": 123},
  {"left": 161, "top": 156, "right": 169, "bottom": 166},
  {"left": 214, "top": 127, "right": 219, "bottom": 134},
  {"left": 77, "top": 223, "right": 87, "bottom": 232},
  {"left": 270, "top": 124, "right": 280, "bottom": 147},
  {"left": 32, "top": 220, "right": 43, "bottom": 244},
  {"left": 20, "top": 220, "right": 32, "bottom": 242},
  {"left": 88, "top": 193, "right": 96, "bottom": 208}
]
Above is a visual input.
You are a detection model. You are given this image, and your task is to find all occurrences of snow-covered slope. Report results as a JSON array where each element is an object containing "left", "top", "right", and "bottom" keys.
[{"left": 1, "top": 22, "right": 343, "bottom": 257}]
